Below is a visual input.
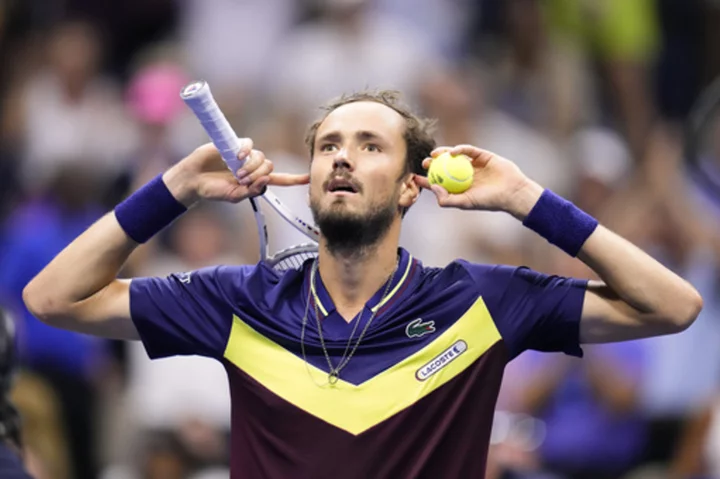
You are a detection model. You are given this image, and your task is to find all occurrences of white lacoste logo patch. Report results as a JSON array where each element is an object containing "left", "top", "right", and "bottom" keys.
[{"left": 415, "top": 340, "right": 468, "bottom": 381}]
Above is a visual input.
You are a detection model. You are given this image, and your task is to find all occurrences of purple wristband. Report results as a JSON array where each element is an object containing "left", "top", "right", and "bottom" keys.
[
  {"left": 114, "top": 174, "right": 187, "bottom": 243},
  {"left": 522, "top": 189, "right": 598, "bottom": 257}
]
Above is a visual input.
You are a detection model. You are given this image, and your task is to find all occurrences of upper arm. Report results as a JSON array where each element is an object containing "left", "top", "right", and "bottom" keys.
[
  {"left": 580, "top": 281, "right": 686, "bottom": 344},
  {"left": 463, "top": 262, "right": 588, "bottom": 360}
]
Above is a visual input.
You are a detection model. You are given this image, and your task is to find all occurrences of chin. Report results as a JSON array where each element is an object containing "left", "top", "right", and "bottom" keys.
[
  {"left": 322, "top": 204, "right": 362, "bottom": 221},
  {"left": 323, "top": 195, "right": 361, "bottom": 211}
]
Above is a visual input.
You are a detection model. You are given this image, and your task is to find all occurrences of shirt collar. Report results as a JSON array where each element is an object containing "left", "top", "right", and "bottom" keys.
[{"left": 309, "top": 247, "right": 415, "bottom": 316}]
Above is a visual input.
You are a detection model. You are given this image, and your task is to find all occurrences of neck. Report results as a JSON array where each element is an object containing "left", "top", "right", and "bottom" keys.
[{"left": 317, "top": 221, "right": 401, "bottom": 315}]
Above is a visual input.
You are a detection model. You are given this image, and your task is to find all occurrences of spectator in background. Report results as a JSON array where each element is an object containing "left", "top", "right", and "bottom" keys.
[
  {"left": 178, "top": 0, "right": 298, "bottom": 129},
  {"left": 15, "top": 18, "right": 136, "bottom": 196},
  {"left": 10, "top": 370, "right": 71, "bottom": 479},
  {"left": 542, "top": 0, "right": 660, "bottom": 162},
  {"left": 479, "top": 0, "right": 598, "bottom": 143},
  {"left": 503, "top": 341, "right": 646, "bottom": 479},
  {"left": 269, "top": 0, "right": 444, "bottom": 125},
  {"left": 669, "top": 394, "right": 720, "bottom": 479},
  {"left": 370, "top": 0, "right": 473, "bottom": 60},
  {"left": 0, "top": 164, "right": 109, "bottom": 479},
  {"left": 116, "top": 57, "right": 191, "bottom": 198},
  {"left": 0, "top": 307, "right": 33, "bottom": 479}
]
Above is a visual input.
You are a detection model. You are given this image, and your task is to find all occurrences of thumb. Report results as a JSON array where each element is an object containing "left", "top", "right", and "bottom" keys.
[{"left": 430, "top": 185, "right": 466, "bottom": 208}]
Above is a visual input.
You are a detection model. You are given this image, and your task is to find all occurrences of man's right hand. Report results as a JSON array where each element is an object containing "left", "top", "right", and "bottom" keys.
[{"left": 162, "top": 139, "right": 309, "bottom": 207}]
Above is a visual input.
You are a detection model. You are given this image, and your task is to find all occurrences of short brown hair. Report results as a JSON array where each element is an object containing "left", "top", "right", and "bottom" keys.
[{"left": 304, "top": 90, "right": 437, "bottom": 177}]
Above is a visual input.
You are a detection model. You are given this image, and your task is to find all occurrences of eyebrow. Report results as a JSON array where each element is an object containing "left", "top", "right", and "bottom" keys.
[{"left": 316, "top": 130, "right": 388, "bottom": 146}]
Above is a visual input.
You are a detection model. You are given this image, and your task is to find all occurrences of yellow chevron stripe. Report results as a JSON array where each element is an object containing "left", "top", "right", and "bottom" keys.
[{"left": 223, "top": 296, "right": 500, "bottom": 435}]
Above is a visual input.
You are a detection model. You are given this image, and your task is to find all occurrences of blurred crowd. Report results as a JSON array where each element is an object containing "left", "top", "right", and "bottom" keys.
[{"left": 0, "top": 0, "right": 719, "bottom": 478}]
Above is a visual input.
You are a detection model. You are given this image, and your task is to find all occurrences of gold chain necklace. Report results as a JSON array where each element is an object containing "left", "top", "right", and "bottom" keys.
[{"left": 300, "top": 257, "right": 398, "bottom": 386}]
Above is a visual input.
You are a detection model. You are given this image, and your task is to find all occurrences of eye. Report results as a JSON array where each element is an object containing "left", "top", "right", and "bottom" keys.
[
  {"left": 365, "top": 144, "right": 381, "bottom": 153},
  {"left": 320, "top": 143, "right": 337, "bottom": 152}
]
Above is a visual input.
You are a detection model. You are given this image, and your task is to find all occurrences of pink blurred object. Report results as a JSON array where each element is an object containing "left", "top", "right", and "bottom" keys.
[{"left": 126, "top": 63, "right": 190, "bottom": 125}]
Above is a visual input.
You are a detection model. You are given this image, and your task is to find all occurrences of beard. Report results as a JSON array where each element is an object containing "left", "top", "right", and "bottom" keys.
[{"left": 310, "top": 195, "right": 397, "bottom": 258}]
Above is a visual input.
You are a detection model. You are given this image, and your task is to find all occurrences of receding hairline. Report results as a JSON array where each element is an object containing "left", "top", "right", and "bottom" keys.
[
  {"left": 314, "top": 100, "right": 409, "bottom": 133},
  {"left": 306, "top": 97, "right": 419, "bottom": 154}
]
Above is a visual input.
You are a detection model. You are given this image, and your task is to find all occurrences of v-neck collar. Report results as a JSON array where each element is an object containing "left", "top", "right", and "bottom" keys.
[{"left": 307, "top": 247, "right": 414, "bottom": 320}]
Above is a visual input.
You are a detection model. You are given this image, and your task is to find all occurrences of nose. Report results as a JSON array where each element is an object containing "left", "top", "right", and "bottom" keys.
[{"left": 332, "top": 148, "right": 353, "bottom": 171}]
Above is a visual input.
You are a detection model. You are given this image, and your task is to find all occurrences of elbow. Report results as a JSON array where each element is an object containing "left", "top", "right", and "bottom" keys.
[
  {"left": 668, "top": 286, "right": 704, "bottom": 333},
  {"left": 22, "top": 281, "right": 67, "bottom": 326}
]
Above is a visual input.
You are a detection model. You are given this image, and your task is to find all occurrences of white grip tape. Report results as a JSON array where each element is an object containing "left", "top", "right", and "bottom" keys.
[{"left": 180, "top": 80, "right": 245, "bottom": 175}]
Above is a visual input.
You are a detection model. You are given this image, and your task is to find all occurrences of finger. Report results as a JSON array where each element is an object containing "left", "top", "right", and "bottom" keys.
[
  {"left": 268, "top": 172, "right": 310, "bottom": 186},
  {"left": 247, "top": 176, "right": 271, "bottom": 197},
  {"left": 240, "top": 158, "right": 273, "bottom": 186},
  {"left": 413, "top": 174, "right": 431, "bottom": 190},
  {"left": 236, "top": 138, "right": 254, "bottom": 162},
  {"left": 430, "top": 185, "right": 467, "bottom": 208},
  {"left": 449, "top": 145, "right": 492, "bottom": 166},
  {"left": 430, "top": 146, "right": 452, "bottom": 158},
  {"left": 236, "top": 148, "right": 265, "bottom": 180},
  {"left": 421, "top": 158, "right": 432, "bottom": 170}
]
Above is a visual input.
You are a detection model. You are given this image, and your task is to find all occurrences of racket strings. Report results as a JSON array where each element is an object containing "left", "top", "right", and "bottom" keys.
[{"left": 270, "top": 246, "right": 319, "bottom": 272}]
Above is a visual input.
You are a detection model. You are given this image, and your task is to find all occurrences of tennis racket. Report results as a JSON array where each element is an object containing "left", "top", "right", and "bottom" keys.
[
  {"left": 684, "top": 75, "right": 720, "bottom": 205},
  {"left": 180, "top": 80, "right": 319, "bottom": 271}
]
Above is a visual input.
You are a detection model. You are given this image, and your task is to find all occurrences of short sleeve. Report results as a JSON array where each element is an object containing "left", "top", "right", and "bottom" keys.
[
  {"left": 462, "top": 262, "right": 588, "bottom": 360},
  {"left": 130, "top": 265, "right": 252, "bottom": 360}
]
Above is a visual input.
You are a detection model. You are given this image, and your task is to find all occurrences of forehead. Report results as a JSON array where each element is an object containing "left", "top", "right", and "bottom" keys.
[{"left": 316, "top": 101, "right": 406, "bottom": 141}]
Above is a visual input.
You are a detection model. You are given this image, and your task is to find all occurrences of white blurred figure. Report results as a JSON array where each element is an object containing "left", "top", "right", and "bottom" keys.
[
  {"left": 19, "top": 20, "right": 137, "bottom": 194},
  {"left": 178, "top": 0, "right": 298, "bottom": 113},
  {"left": 370, "top": 0, "right": 472, "bottom": 59},
  {"left": 269, "top": 0, "right": 445, "bottom": 124}
]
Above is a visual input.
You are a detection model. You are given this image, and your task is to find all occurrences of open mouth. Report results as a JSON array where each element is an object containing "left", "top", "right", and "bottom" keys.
[{"left": 327, "top": 177, "right": 359, "bottom": 194}]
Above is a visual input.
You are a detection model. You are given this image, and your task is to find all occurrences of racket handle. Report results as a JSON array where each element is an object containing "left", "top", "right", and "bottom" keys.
[{"left": 180, "top": 80, "right": 246, "bottom": 176}]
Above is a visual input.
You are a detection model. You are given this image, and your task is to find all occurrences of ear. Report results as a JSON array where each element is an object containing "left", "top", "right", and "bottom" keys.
[{"left": 398, "top": 173, "right": 420, "bottom": 210}]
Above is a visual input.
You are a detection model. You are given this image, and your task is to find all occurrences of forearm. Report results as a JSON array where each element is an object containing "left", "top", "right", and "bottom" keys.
[{"left": 577, "top": 227, "right": 701, "bottom": 325}]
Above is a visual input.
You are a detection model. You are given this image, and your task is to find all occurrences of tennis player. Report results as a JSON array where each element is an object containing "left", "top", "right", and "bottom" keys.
[{"left": 23, "top": 91, "right": 702, "bottom": 478}]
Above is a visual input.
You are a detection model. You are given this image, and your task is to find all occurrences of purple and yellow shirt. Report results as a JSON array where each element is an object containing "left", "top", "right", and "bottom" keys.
[{"left": 130, "top": 248, "right": 587, "bottom": 479}]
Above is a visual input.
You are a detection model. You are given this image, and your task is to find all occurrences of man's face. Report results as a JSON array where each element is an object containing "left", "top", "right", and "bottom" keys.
[{"left": 308, "top": 101, "right": 410, "bottom": 254}]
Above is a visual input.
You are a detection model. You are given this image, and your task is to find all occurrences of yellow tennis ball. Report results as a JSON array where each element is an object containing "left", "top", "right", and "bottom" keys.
[{"left": 427, "top": 152, "right": 473, "bottom": 194}]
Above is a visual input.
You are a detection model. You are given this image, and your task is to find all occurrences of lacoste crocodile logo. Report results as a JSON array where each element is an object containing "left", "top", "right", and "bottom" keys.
[{"left": 405, "top": 318, "right": 436, "bottom": 338}]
